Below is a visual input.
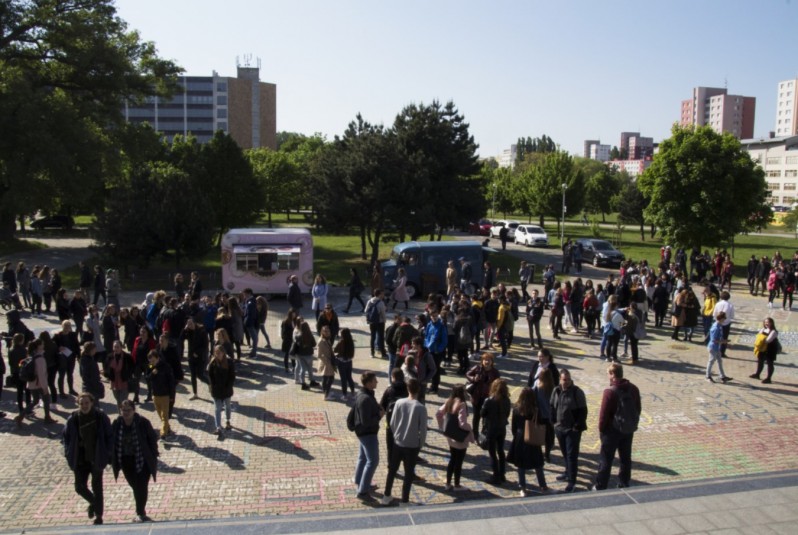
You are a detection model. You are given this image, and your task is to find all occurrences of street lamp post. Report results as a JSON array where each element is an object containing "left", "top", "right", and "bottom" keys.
[
  {"left": 491, "top": 183, "right": 497, "bottom": 219},
  {"left": 561, "top": 182, "right": 567, "bottom": 246}
]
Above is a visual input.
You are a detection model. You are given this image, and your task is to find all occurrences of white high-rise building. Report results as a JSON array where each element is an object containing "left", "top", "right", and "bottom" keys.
[{"left": 775, "top": 78, "right": 798, "bottom": 137}]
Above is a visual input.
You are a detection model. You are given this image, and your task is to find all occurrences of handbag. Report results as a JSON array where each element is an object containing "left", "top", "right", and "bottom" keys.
[
  {"left": 523, "top": 411, "right": 546, "bottom": 446},
  {"left": 443, "top": 412, "right": 469, "bottom": 442},
  {"left": 465, "top": 381, "right": 476, "bottom": 396},
  {"left": 477, "top": 431, "right": 490, "bottom": 450}
]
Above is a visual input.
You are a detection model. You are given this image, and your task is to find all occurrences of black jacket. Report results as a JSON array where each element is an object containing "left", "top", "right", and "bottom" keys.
[
  {"left": 80, "top": 353, "right": 104, "bottom": 400},
  {"left": 527, "top": 361, "right": 560, "bottom": 389},
  {"left": 353, "top": 388, "right": 381, "bottom": 437},
  {"left": 111, "top": 413, "right": 159, "bottom": 481},
  {"left": 146, "top": 357, "right": 175, "bottom": 397},
  {"left": 480, "top": 395, "right": 511, "bottom": 438},
  {"left": 105, "top": 351, "right": 134, "bottom": 383},
  {"left": 207, "top": 357, "right": 235, "bottom": 400}
]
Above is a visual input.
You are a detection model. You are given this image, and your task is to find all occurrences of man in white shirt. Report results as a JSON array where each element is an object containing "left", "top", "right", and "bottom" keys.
[{"left": 712, "top": 291, "right": 735, "bottom": 358}]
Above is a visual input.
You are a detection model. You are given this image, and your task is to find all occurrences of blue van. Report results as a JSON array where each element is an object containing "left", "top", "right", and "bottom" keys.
[{"left": 382, "top": 240, "right": 496, "bottom": 298}]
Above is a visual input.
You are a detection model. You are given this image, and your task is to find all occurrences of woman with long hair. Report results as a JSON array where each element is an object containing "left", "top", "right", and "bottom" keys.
[
  {"left": 281, "top": 309, "right": 299, "bottom": 373},
  {"left": 333, "top": 328, "right": 356, "bottom": 398},
  {"left": 507, "top": 387, "right": 549, "bottom": 496},
  {"left": 481, "top": 378, "right": 511, "bottom": 485},
  {"left": 317, "top": 325, "right": 335, "bottom": 400},
  {"left": 435, "top": 385, "right": 474, "bottom": 491},
  {"left": 293, "top": 317, "right": 318, "bottom": 390},
  {"left": 227, "top": 297, "right": 244, "bottom": 360},
  {"left": 256, "top": 296, "right": 272, "bottom": 349},
  {"left": 311, "top": 274, "right": 328, "bottom": 320},
  {"left": 207, "top": 345, "right": 236, "bottom": 435},
  {"left": 751, "top": 317, "right": 779, "bottom": 384}
]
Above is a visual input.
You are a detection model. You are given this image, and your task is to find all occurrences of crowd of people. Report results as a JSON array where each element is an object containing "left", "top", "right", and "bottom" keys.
[{"left": 0, "top": 242, "right": 789, "bottom": 519}]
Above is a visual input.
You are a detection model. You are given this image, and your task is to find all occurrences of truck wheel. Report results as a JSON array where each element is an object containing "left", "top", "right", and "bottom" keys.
[{"left": 406, "top": 283, "right": 418, "bottom": 299}]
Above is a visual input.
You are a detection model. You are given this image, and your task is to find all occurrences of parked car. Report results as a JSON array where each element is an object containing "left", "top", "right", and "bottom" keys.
[
  {"left": 575, "top": 238, "right": 625, "bottom": 267},
  {"left": 514, "top": 225, "right": 549, "bottom": 247},
  {"left": 30, "top": 215, "right": 74, "bottom": 230},
  {"left": 489, "top": 220, "right": 520, "bottom": 239},
  {"left": 468, "top": 218, "right": 493, "bottom": 236}
]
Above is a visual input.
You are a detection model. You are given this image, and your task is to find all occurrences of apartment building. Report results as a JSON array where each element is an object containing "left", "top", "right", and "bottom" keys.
[
  {"left": 775, "top": 78, "right": 798, "bottom": 137},
  {"left": 124, "top": 65, "right": 276, "bottom": 150},
  {"left": 680, "top": 86, "right": 755, "bottom": 139},
  {"left": 742, "top": 135, "right": 798, "bottom": 206}
]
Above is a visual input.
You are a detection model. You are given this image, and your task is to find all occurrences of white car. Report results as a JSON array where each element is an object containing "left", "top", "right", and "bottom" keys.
[
  {"left": 514, "top": 224, "right": 549, "bottom": 247},
  {"left": 489, "top": 220, "right": 520, "bottom": 240}
]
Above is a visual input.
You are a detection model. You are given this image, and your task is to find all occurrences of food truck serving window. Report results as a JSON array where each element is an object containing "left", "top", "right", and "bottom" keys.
[{"left": 233, "top": 245, "right": 301, "bottom": 275}]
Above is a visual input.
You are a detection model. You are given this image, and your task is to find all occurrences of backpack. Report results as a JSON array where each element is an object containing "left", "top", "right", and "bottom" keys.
[
  {"left": 366, "top": 301, "right": 381, "bottom": 324},
  {"left": 346, "top": 404, "right": 357, "bottom": 432},
  {"left": 18, "top": 355, "right": 38, "bottom": 383},
  {"left": 612, "top": 386, "right": 640, "bottom": 434}
]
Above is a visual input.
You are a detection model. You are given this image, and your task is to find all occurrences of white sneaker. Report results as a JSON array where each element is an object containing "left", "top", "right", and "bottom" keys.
[
  {"left": 380, "top": 495, "right": 393, "bottom": 506},
  {"left": 519, "top": 489, "right": 529, "bottom": 497}
]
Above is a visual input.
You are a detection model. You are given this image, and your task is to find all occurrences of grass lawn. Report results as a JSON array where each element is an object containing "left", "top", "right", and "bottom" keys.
[{"left": 0, "top": 238, "right": 48, "bottom": 257}]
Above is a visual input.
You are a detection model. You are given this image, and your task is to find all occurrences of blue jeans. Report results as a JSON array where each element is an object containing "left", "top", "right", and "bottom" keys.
[
  {"left": 294, "top": 354, "right": 314, "bottom": 384},
  {"left": 387, "top": 352, "right": 397, "bottom": 376},
  {"left": 214, "top": 397, "right": 231, "bottom": 429},
  {"left": 246, "top": 326, "right": 258, "bottom": 358},
  {"left": 354, "top": 434, "right": 380, "bottom": 495},
  {"left": 369, "top": 323, "right": 386, "bottom": 357}
]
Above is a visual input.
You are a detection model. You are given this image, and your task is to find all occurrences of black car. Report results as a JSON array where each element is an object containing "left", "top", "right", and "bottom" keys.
[
  {"left": 576, "top": 238, "right": 625, "bottom": 267},
  {"left": 30, "top": 215, "right": 75, "bottom": 230}
]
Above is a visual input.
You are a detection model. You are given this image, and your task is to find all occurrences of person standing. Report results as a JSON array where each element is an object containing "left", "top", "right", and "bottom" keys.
[
  {"left": 481, "top": 378, "right": 511, "bottom": 485},
  {"left": 365, "top": 290, "right": 387, "bottom": 359},
  {"left": 712, "top": 291, "right": 735, "bottom": 358},
  {"left": 508, "top": 387, "right": 549, "bottom": 496},
  {"left": 242, "top": 288, "right": 259, "bottom": 359},
  {"left": 17, "top": 261, "right": 32, "bottom": 310},
  {"left": 334, "top": 328, "right": 356, "bottom": 399},
  {"left": 436, "top": 385, "right": 474, "bottom": 491},
  {"left": 351, "top": 372, "right": 383, "bottom": 502},
  {"left": 446, "top": 260, "right": 458, "bottom": 297},
  {"left": 79, "top": 342, "right": 105, "bottom": 403},
  {"left": 63, "top": 392, "right": 113, "bottom": 525},
  {"left": 466, "top": 353, "right": 500, "bottom": 434},
  {"left": 183, "top": 319, "right": 209, "bottom": 400},
  {"left": 706, "top": 312, "right": 732, "bottom": 383},
  {"left": 424, "top": 307, "right": 447, "bottom": 394},
  {"left": 379, "top": 368, "right": 408, "bottom": 462},
  {"left": 371, "top": 260, "right": 384, "bottom": 298},
  {"left": 287, "top": 275, "right": 303, "bottom": 310},
  {"left": 593, "top": 363, "right": 641, "bottom": 490},
  {"left": 316, "top": 303, "right": 340, "bottom": 344},
  {"left": 750, "top": 317, "right": 779, "bottom": 384},
  {"left": 111, "top": 400, "right": 158, "bottom": 523},
  {"left": 381, "top": 378, "right": 427, "bottom": 505},
  {"left": 459, "top": 257, "right": 473, "bottom": 294},
  {"left": 550, "top": 369, "right": 588, "bottom": 493},
  {"left": 207, "top": 345, "right": 236, "bottom": 435},
  {"left": 499, "top": 225, "right": 509, "bottom": 250},
  {"left": 518, "top": 261, "right": 532, "bottom": 302},
  {"left": 25, "top": 339, "right": 56, "bottom": 424},
  {"left": 106, "top": 340, "right": 133, "bottom": 409},
  {"left": 53, "top": 320, "right": 81, "bottom": 398},
  {"left": 317, "top": 325, "right": 336, "bottom": 400},
  {"left": 311, "top": 274, "right": 328, "bottom": 321}
]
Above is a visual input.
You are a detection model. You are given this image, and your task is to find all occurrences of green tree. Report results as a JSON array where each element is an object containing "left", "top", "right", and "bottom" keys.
[
  {"left": 247, "top": 148, "right": 301, "bottom": 227},
  {"left": 575, "top": 158, "right": 621, "bottom": 222},
  {"left": 612, "top": 172, "right": 649, "bottom": 241},
  {"left": 393, "top": 100, "right": 482, "bottom": 240},
  {"left": 0, "top": 0, "right": 181, "bottom": 239},
  {"left": 482, "top": 165, "right": 515, "bottom": 218},
  {"left": 609, "top": 146, "right": 620, "bottom": 160},
  {"left": 529, "top": 151, "right": 585, "bottom": 236},
  {"left": 197, "top": 131, "right": 261, "bottom": 243},
  {"left": 638, "top": 125, "right": 770, "bottom": 250},
  {"left": 312, "top": 115, "right": 411, "bottom": 261}
]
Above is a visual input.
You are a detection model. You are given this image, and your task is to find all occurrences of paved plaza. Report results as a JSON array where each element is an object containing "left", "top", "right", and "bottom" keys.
[{"left": 1, "top": 240, "right": 797, "bottom": 532}]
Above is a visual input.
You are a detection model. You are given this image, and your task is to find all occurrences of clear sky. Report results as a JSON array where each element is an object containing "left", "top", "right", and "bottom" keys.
[{"left": 115, "top": 0, "right": 798, "bottom": 157}]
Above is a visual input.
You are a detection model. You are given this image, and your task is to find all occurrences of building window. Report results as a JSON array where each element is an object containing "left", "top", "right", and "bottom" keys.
[
  {"left": 786, "top": 156, "right": 798, "bottom": 165},
  {"left": 217, "top": 82, "right": 227, "bottom": 92},
  {"left": 217, "top": 95, "right": 227, "bottom": 105},
  {"left": 784, "top": 183, "right": 796, "bottom": 190},
  {"left": 767, "top": 157, "right": 782, "bottom": 165},
  {"left": 783, "top": 196, "right": 795, "bottom": 204},
  {"left": 217, "top": 109, "right": 227, "bottom": 119},
  {"left": 767, "top": 171, "right": 781, "bottom": 179},
  {"left": 768, "top": 182, "right": 781, "bottom": 190},
  {"left": 217, "top": 122, "right": 228, "bottom": 131}
]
